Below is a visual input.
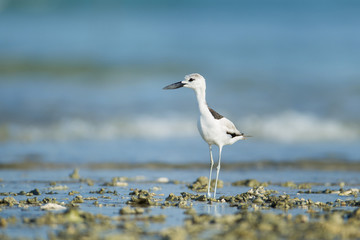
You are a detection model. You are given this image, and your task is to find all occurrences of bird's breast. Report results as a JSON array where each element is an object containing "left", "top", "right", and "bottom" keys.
[{"left": 197, "top": 117, "right": 224, "bottom": 145}]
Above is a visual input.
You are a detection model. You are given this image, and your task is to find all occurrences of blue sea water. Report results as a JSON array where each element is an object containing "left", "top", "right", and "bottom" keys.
[{"left": 0, "top": 0, "right": 359, "bottom": 164}]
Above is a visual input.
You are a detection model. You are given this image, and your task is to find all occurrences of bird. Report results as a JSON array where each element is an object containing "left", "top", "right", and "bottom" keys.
[{"left": 163, "top": 73, "right": 248, "bottom": 198}]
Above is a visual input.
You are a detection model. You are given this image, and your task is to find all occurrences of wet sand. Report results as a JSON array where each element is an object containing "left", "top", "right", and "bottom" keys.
[
  {"left": 2, "top": 158, "right": 360, "bottom": 171},
  {"left": 1, "top": 160, "right": 360, "bottom": 239}
]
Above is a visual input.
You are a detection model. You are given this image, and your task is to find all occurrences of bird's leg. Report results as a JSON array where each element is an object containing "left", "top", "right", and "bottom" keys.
[
  {"left": 213, "top": 146, "right": 223, "bottom": 199},
  {"left": 207, "top": 145, "right": 214, "bottom": 198}
]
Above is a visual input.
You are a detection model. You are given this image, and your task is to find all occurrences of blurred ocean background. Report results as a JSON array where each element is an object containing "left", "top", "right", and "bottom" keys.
[{"left": 0, "top": 0, "right": 359, "bottom": 164}]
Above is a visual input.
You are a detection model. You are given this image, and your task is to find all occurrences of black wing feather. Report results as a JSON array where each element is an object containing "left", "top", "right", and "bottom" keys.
[
  {"left": 226, "top": 131, "right": 243, "bottom": 138},
  {"left": 208, "top": 107, "right": 223, "bottom": 120}
]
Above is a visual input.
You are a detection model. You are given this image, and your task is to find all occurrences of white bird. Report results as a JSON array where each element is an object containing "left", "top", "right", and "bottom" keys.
[{"left": 163, "top": 73, "right": 248, "bottom": 198}]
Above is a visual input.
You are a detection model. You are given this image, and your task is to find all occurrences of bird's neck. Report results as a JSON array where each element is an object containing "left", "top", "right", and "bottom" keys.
[{"left": 195, "top": 88, "right": 209, "bottom": 115}]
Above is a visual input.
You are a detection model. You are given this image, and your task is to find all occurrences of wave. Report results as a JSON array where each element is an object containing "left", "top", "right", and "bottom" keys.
[
  {"left": 240, "top": 111, "right": 359, "bottom": 143},
  {"left": 0, "top": 116, "right": 196, "bottom": 142},
  {"left": 0, "top": 111, "right": 358, "bottom": 143}
]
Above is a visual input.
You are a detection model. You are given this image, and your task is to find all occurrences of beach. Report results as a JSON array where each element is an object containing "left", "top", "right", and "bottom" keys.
[{"left": 1, "top": 161, "right": 360, "bottom": 239}]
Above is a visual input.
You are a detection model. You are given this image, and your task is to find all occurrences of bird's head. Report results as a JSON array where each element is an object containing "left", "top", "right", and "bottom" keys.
[{"left": 163, "top": 73, "right": 206, "bottom": 91}]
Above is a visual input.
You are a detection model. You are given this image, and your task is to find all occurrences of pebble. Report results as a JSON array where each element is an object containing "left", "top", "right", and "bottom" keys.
[
  {"left": 232, "top": 179, "right": 268, "bottom": 187},
  {"left": 127, "top": 189, "right": 158, "bottom": 206},
  {"left": 29, "top": 188, "right": 41, "bottom": 196},
  {"left": 156, "top": 177, "right": 170, "bottom": 183},
  {"left": 115, "top": 181, "right": 128, "bottom": 187},
  {"left": 41, "top": 203, "right": 66, "bottom": 211},
  {"left": 48, "top": 185, "right": 69, "bottom": 191},
  {"left": 188, "top": 176, "right": 223, "bottom": 192},
  {"left": 69, "top": 169, "right": 80, "bottom": 179},
  {"left": 71, "top": 195, "right": 84, "bottom": 204},
  {"left": 150, "top": 186, "right": 162, "bottom": 191},
  {"left": 119, "top": 206, "right": 144, "bottom": 215},
  {"left": 0, "top": 197, "right": 19, "bottom": 206}
]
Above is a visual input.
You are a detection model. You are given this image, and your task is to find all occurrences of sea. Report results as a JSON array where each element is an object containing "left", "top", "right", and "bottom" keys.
[{"left": 0, "top": 0, "right": 359, "bottom": 165}]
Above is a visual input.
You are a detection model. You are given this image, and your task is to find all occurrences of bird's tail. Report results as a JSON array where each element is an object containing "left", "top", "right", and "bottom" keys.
[{"left": 240, "top": 133, "right": 252, "bottom": 139}]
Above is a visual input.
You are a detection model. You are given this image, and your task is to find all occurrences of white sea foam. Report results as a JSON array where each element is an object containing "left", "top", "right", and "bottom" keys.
[
  {"left": 1, "top": 111, "right": 358, "bottom": 143},
  {"left": 2, "top": 116, "right": 196, "bottom": 142},
  {"left": 240, "top": 111, "right": 359, "bottom": 142}
]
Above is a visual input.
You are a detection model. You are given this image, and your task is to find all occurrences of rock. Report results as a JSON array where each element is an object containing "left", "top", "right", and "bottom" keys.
[
  {"left": 150, "top": 186, "right": 162, "bottom": 191},
  {"left": 232, "top": 179, "right": 268, "bottom": 187},
  {"left": 351, "top": 208, "right": 360, "bottom": 217},
  {"left": 85, "top": 178, "right": 94, "bottom": 186},
  {"left": 41, "top": 203, "right": 66, "bottom": 211},
  {"left": 161, "top": 226, "right": 187, "bottom": 240},
  {"left": 120, "top": 206, "right": 136, "bottom": 215},
  {"left": 134, "top": 207, "right": 145, "bottom": 214},
  {"left": 71, "top": 195, "right": 84, "bottom": 204},
  {"left": 253, "top": 197, "right": 264, "bottom": 204},
  {"left": 166, "top": 193, "right": 180, "bottom": 202},
  {"left": 127, "top": 189, "right": 158, "bottom": 206},
  {"left": 0, "top": 197, "right": 19, "bottom": 206},
  {"left": 149, "top": 214, "right": 166, "bottom": 222},
  {"left": 68, "top": 191, "right": 80, "bottom": 196},
  {"left": 294, "top": 214, "right": 308, "bottom": 223},
  {"left": 48, "top": 185, "right": 69, "bottom": 191},
  {"left": 26, "top": 197, "right": 41, "bottom": 205},
  {"left": 114, "top": 182, "right": 128, "bottom": 187},
  {"left": 298, "top": 183, "right": 312, "bottom": 189},
  {"left": 339, "top": 188, "right": 359, "bottom": 196},
  {"left": 188, "top": 176, "right": 223, "bottom": 192},
  {"left": 195, "top": 195, "right": 207, "bottom": 202},
  {"left": 29, "top": 188, "right": 41, "bottom": 196},
  {"left": 42, "top": 197, "right": 58, "bottom": 204},
  {"left": 119, "top": 206, "right": 144, "bottom": 215},
  {"left": 184, "top": 208, "right": 196, "bottom": 216},
  {"left": 0, "top": 218, "right": 7, "bottom": 228},
  {"left": 178, "top": 201, "right": 191, "bottom": 209},
  {"left": 211, "top": 179, "right": 223, "bottom": 189},
  {"left": 281, "top": 181, "right": 298, "bottom": 188},
  {"left": 157, "top": 177, "right": 169, "bottom": 183},
  {"left": 103, "top": 177, "right": 128, "bottom": 187},
  {"left": 83, "top": 197, "right": 98, "bottom": 200},
  {"left": 69, "top": 169, "right": 80, "bottom": 179},
  {"left": 63, "top": 208, "right": 84, "bottom": 223}
]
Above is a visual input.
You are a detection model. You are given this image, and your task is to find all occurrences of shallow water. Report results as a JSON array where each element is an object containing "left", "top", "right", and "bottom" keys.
[
  {"left": 1, "top": 167, "right": 359, "bottom": 239},
  {"left": 1, "top": 138, "right": 360, "bottom": 167}
]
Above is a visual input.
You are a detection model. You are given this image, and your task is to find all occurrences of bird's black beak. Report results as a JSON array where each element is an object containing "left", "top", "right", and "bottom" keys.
[{"left": 163, "top": 81, "right": 185, "bottom": 90}]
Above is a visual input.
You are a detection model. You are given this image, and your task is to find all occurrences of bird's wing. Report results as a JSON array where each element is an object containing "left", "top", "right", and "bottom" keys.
[
  {"left": 208, "top": 107, "right": 224, "bottom": 120},
  {"left": 220, "top": 117, "right": 243, "bottom": 138}
]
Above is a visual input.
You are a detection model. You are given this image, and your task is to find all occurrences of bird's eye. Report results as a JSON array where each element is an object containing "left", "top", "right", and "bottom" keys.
[{"left": 189, "top": 78, "right": 195, "bottom": 82}]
